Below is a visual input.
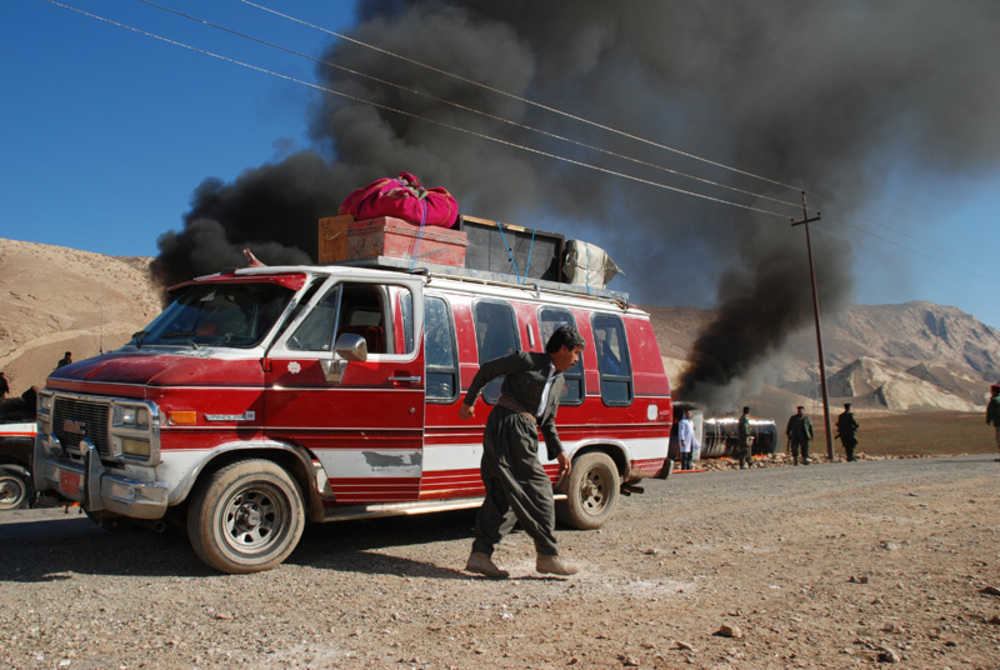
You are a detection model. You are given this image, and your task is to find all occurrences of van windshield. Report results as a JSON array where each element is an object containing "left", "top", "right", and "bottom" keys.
[{"left": 131, "top": 283, "right": 294, "bottom": 349}]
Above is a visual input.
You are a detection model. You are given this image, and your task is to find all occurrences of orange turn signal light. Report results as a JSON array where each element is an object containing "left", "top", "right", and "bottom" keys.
[{"left": 168, "top": 410, "right": 198, "bottom": 425}]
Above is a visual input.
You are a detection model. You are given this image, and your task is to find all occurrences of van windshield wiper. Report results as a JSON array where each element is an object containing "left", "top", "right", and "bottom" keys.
[
  {"left": 160, "top": 331, "right": 197, "bottom": 339},
  {"left": 160, "top": 331, "right": 201, "bottom": 350}
]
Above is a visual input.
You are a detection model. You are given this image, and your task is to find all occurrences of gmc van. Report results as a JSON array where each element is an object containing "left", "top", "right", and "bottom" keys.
[{"left": 34, "top": 258, "right": 672, "bottom": 573}]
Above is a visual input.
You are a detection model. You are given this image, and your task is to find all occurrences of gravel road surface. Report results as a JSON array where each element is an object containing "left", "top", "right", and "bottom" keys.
[{"left": 2, "top": 455, "right": 999, "bottom": 669}]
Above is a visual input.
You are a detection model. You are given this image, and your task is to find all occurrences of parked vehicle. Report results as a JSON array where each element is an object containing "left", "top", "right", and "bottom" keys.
[
  {"left": 1, "top": 422, "right": 36, "bottom": 510},
  {"left": 33, "top": 254, "right": 672, "bottom": 573},
  {"left": 667, "top": 405, "right": 778, "bottom": 462}
]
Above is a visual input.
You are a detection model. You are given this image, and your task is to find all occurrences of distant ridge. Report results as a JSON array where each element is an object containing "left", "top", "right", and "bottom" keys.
[{"left": 645, "top": 301, "right": 1000, "bottom": 416}]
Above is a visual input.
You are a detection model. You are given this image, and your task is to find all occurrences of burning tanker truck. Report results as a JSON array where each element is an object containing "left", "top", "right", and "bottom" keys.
[{"left": 668, "top": 402, "right": 778, "bottom": 466}]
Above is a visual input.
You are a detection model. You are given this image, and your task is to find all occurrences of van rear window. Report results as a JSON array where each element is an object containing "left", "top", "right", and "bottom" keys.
[
  {"left": 538, "top": 307, "right": 584, "bottom": 405},
  {"left": 592, "top": 313, "right": 633, "bottom": 406}
]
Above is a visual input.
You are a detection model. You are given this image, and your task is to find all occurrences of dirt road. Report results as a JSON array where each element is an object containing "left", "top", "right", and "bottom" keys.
[{"left": 2, "top": 455, "right": 999, "bottom": 669}]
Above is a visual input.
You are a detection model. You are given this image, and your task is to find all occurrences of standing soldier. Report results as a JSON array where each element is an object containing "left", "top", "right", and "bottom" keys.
[
  {"left": 737, "top": 406, "right": 753, "bottom": 469},
  {"left": 835, "top": 403, "right": 860, "bottom": 462},
  {"left": 986, "top": 384, "right": 1000, "bottom": 461},
  {"left": 785, "top": 405, "right": 815, "bottom": 465}
]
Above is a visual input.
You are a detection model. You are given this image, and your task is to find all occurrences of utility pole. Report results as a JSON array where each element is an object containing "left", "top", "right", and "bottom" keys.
[{"left": 791, "top": 192, "right": 834, "bottom": 460}]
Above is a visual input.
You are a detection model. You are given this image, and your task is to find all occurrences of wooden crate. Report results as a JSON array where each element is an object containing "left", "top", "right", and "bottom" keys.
[
  {"left": 458, "top": 215, "right": 563, "bottom": 282},
  {"left": 318, "top": 215, "right": 353, "bottom": 263},
  {"left": 343, "top": 217, "right": 467, "bottom": 267}
]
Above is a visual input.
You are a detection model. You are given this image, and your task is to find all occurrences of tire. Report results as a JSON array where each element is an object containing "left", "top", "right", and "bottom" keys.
[
  {"left": 556, "top": 452, "right": 620, "bottom": 530},
  {"left": 0, "top": 466, "right": 31, "bottom": 511},
  {"left": 187, "top": 459, "right": 305, "bottom": 574}
]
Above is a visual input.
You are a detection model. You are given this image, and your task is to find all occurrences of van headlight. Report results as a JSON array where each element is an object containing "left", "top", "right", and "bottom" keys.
[
  {"left": 36, "top": 390, "right": 53, "bottom": 432},
  {"left": 113, "top": 405, "right": 150, "bottom": 428}
]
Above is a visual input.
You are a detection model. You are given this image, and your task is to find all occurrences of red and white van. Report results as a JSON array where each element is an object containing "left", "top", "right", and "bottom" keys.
[{"left": 34, "top": 258, "right": 672, "bottom": 572}]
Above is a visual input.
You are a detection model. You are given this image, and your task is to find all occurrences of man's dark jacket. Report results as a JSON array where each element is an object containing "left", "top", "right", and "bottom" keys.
[{"left": 463, "top": 351, "right": 566, "bottom": 460}]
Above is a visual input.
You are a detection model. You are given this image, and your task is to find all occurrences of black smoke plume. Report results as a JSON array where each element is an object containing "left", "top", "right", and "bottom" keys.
[{"left": 153, "top": 1, "right": 1000, "bottom": 411}]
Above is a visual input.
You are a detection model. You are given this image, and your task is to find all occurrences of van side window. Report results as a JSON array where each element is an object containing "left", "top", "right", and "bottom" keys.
[
  {"left": 424, "top": 297, "right": 458, "bottom": 402},
  {"left": 288, "top": 282, "right": 391, "bottom": 354},
  {"left": 399, "top": 288, "right": 414, "bottom": 354},
  {"left": 473, "top": 300, "right": 519, "bottom": 404},
  {"left": 592, "top": 313, "right": 633, "bottom": 406},
  {"left": 538, "top": 307, "right": 585, "bottom": 405},
  {"left": 287, "top": 286, "right": 340, "bottom": 351}
]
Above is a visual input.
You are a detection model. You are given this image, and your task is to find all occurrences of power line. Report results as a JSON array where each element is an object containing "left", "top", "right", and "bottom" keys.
[
  {"left": 812, "top": 219, "right": 1000, "bottom": 294},
  {"left": 811, "top": 194, "right": 995, "bottom": 277},
  {"left": 240, "top": 1, "right": 999, "bottom": 281},
  {"left": 41, "top": 0, "right": 794, "bottom": 219},
  {"left": 138, "top": 0, "right": 805, "bottom": 216},
  {"left": 38, "top": 0, "right": 998, "bottom": 299},
  {"left": 241, "top": 0, "right": 808, "bottom": 195}
]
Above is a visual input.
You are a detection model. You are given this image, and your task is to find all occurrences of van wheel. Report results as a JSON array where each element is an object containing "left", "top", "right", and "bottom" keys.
[
  {"left": 556, "top": 452, "right": 620, "bottom": 530},
  {"left": 187, "top": 459, "right": 305, "bottom": 574},
  {"left": 0, "top": 466, "right": 31, "bottom": 510}
]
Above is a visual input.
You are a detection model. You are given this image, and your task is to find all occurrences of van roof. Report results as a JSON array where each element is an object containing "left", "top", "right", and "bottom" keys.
[{"left": 193, "top": 256, "right": 634, "bottom": 310}]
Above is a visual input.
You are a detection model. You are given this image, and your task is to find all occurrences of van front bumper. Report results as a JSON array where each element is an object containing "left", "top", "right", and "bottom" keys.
[{"left": 34, "top": 434, "right": 169, "bottom": 519}]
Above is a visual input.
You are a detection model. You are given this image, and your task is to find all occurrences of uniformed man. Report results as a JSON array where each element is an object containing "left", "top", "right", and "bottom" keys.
[
  {"left": 986, "top": 384, "right": 1000, "bottom": 460},
  {"left": 785, "top": 406, "right": 815, "bottom": 465},
  {"left": 737, "top": 406, "right": 753, "bottom": 469},
  {"left": 459, "top": 325, "right": 586, "bottom": 579},
  {"left": 836, "top": 403, "right": 860, "bottom": 461}
]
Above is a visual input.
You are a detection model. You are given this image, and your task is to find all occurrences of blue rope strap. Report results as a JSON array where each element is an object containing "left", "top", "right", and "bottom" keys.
[
  {"left": 408, "top": 197, "right": 429, "bottom": 271},
  {"left": 495, "top": 221, "right": 537, "bottom": 284}
]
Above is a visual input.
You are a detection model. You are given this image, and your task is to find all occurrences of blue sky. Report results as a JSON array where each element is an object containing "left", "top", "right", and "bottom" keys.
[{"left": 4, "top": 1, "right": 1000, "bottom": 332}]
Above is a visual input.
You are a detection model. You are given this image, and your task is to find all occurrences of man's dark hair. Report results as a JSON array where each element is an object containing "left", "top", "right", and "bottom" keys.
[{"left": 546, "top": 325, "right": 586, "bottom": 354}]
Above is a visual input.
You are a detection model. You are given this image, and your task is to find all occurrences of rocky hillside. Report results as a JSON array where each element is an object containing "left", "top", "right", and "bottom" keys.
[
  {"left": 2, "top": 237, "right": 996, "bottom": 417},
  {"left": 0, "top": 238, "right": 160, "bottom": 396},
  {"left": 645, "top": 301, "right": 1000, "bottom": 417}
]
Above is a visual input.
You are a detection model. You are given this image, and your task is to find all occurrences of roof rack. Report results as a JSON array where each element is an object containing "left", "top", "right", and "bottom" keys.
[{"left": 335, "top": 255, "right": 630, "bottom": 309}]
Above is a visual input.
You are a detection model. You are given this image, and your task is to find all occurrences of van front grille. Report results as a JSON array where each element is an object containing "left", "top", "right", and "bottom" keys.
[{"left": 52, "top": 397, "right": 111, "bottom": 457}]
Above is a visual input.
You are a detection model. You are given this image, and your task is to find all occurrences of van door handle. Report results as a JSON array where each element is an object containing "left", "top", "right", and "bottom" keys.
[{"left": 388, "top": 375, "right": 422, "bottom": 384}]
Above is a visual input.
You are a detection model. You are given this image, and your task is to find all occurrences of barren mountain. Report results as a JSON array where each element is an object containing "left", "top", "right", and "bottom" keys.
[
  {"left": 645, "top": 301, "right": 1000, "bottom": 417},
  {"left": 0, "top": 238, "right": 160, "bottom": 396},
  {"left": 2, "top": 238, "right": 996, "bottom": 418}
]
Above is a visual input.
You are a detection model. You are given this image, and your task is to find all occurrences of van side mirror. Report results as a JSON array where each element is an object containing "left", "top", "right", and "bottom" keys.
[
  {"left": 321, "top": 333, "right": 368, "bottom": 383},
  {"left": 334, "top": 333, "right": 368, "bottom": 362}
]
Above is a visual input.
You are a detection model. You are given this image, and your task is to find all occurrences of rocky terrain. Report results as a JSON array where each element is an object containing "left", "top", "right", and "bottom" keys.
[
  {"left": 3, "top": 236, "right": 999, "bottom": 419},
  {"left": 2, "top": 454, "right": 999, "bottom": 669}
]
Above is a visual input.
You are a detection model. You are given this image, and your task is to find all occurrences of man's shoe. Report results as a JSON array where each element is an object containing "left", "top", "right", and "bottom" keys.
[
  {"left": 465, "top": 552, "right": 509, "bottom": 579},
  {"left": 536, "top": 554, "right": 580, "bottom": 576}
]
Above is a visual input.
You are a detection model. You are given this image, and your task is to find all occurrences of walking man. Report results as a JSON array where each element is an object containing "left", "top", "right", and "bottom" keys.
[
  {"left": 986, "top": 384, "right": 1000, "bottom": 461},
  {"left": 737, "top": 406, "right": 753, "bottom": 469},
  {"left": 459, "top": 325, "right": 587, "bottom": 578},
  {"left": 836, "top": 403, "right": 860, "bottom": 462},
  {"left": 785, "top": 405, "right": 815, "bottom": 465}
]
